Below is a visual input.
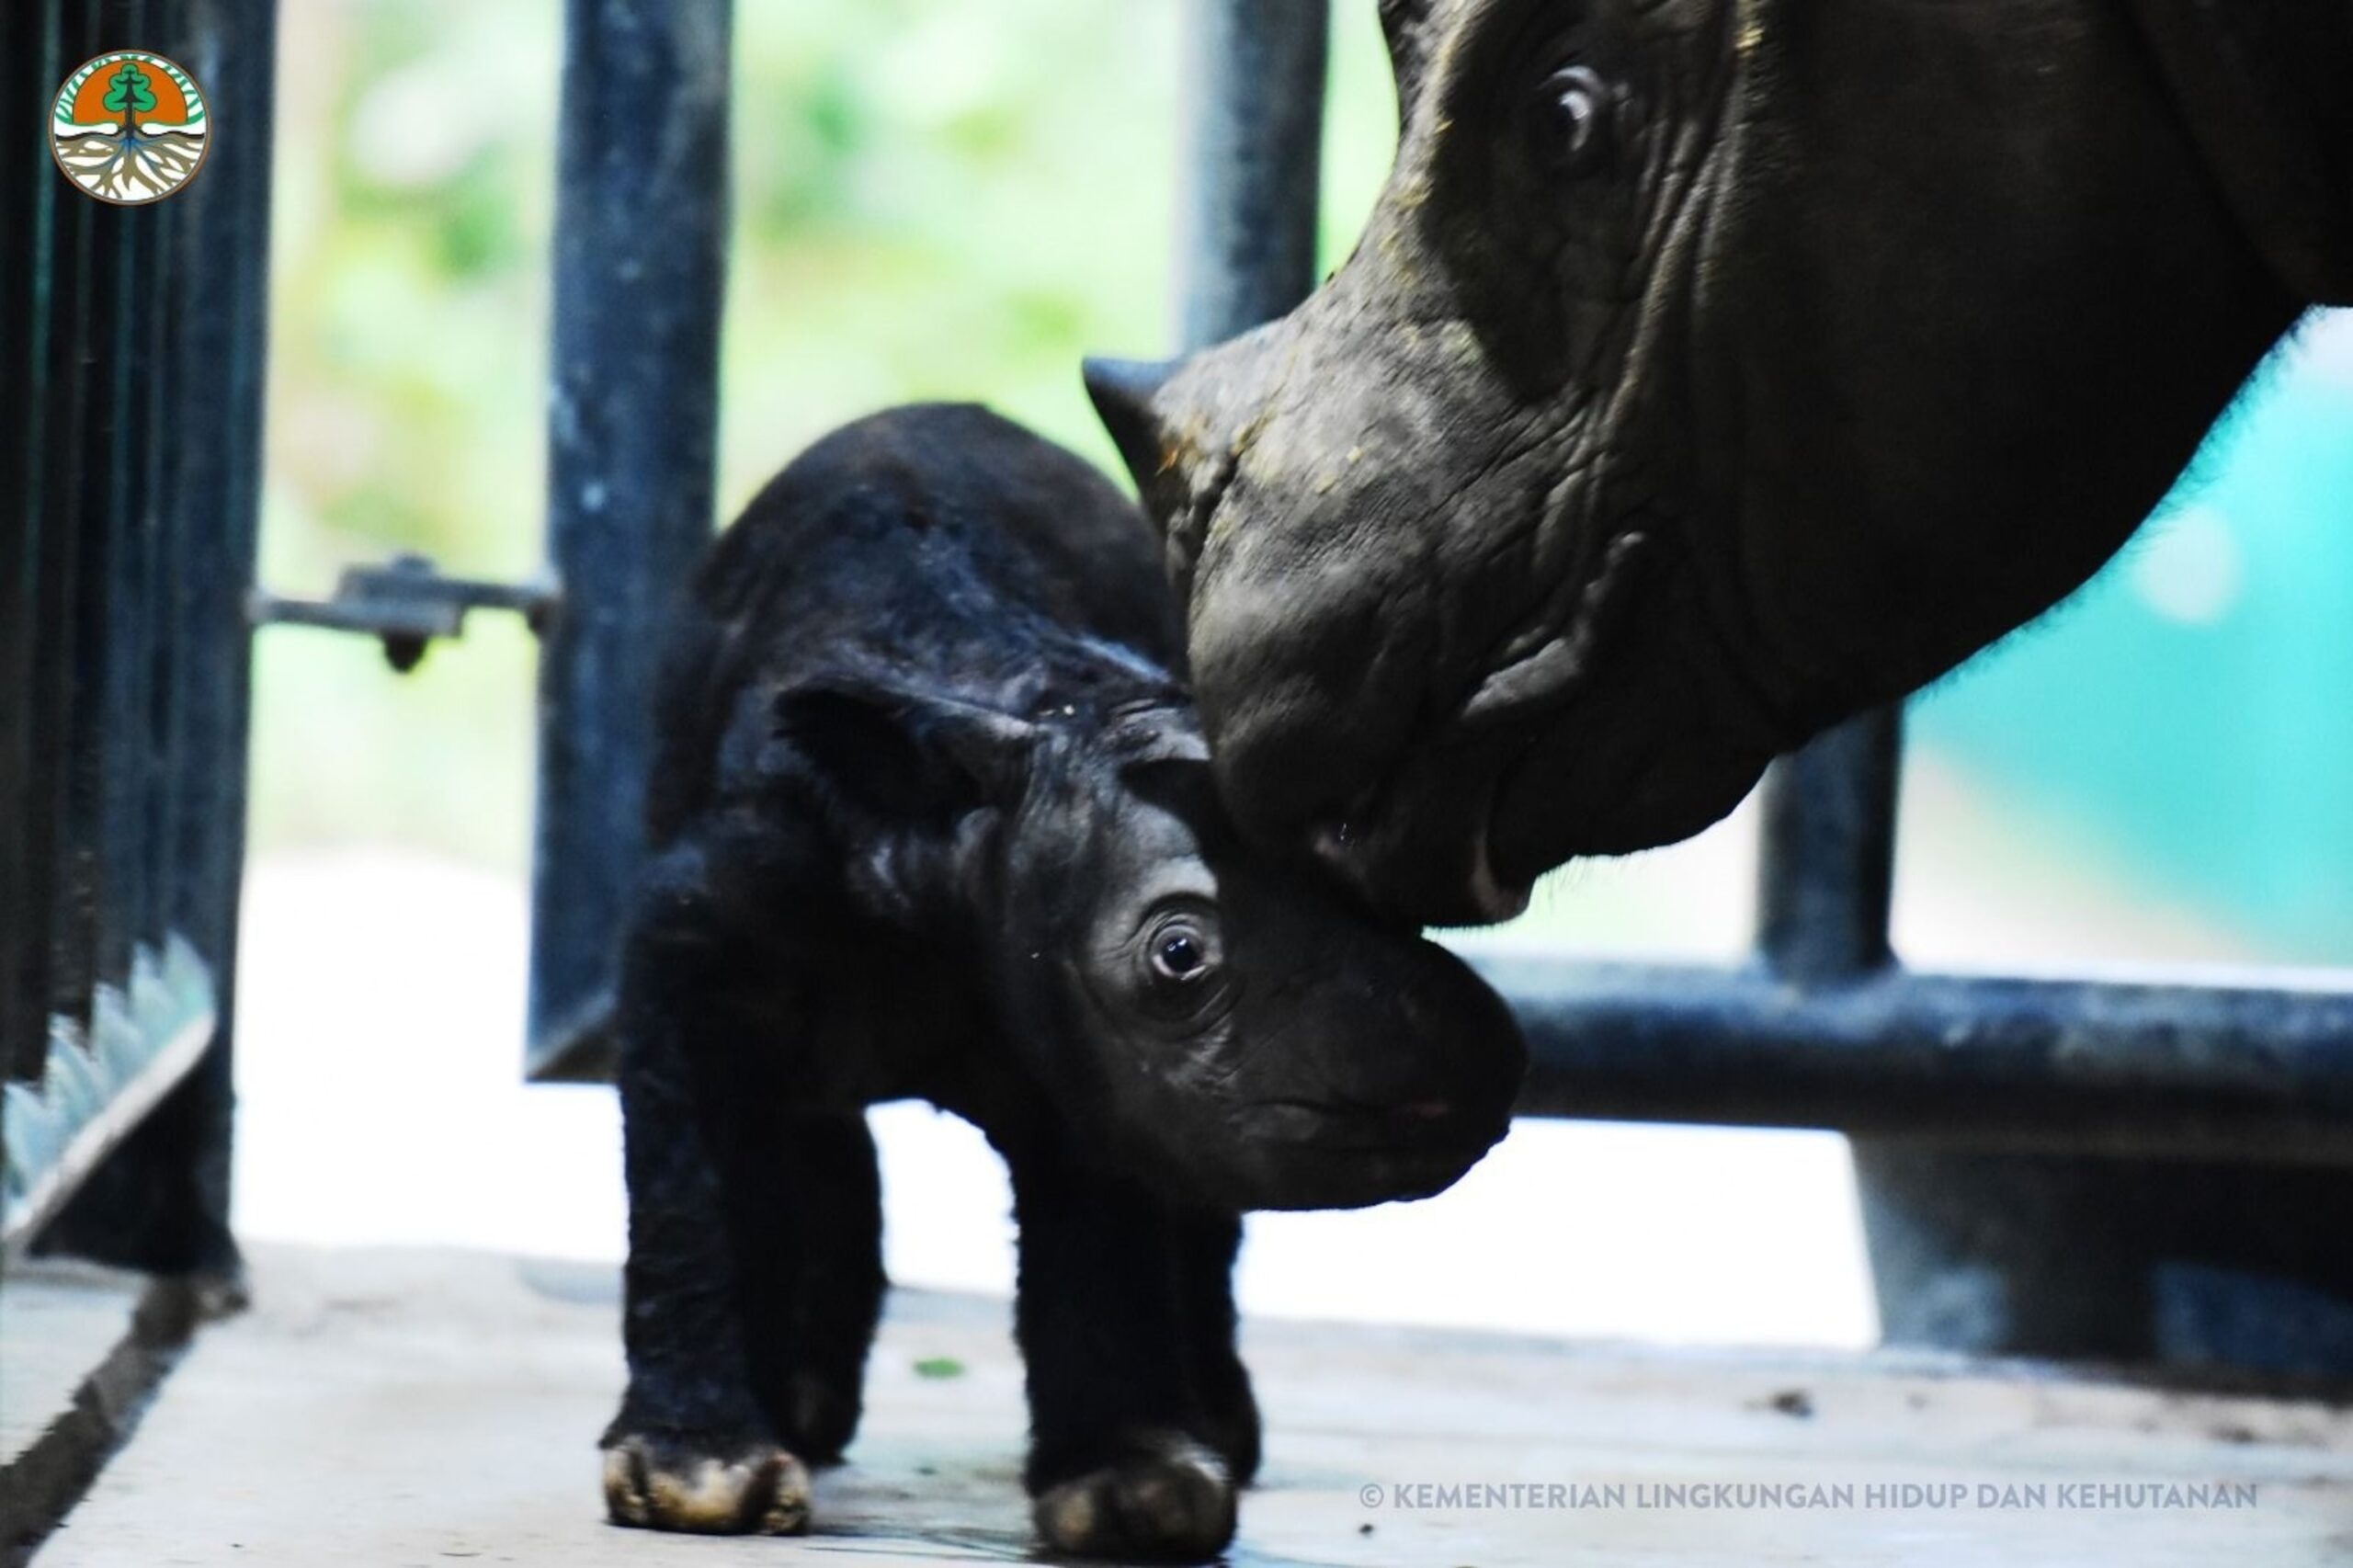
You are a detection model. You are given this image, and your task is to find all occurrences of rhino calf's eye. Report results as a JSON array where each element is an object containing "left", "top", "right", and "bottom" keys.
[
  {"left": 1150, "top": 923, "right": 1213, "bottom": 982},
  {"left": 1537, "top": 64, "right": 1611, "bottom": 175}
]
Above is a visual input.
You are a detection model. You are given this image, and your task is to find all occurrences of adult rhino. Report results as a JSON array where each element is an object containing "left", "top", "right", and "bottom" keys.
[{"left": 1088, "top": 0, "right": 2352, "bottom": 926}]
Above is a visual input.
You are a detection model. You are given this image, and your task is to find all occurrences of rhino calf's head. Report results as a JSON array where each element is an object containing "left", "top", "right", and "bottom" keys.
[{"left": 971, "top": 694, "right": 1528, "bottom": 1211}]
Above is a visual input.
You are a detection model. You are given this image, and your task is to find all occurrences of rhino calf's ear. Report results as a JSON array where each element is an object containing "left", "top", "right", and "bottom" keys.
[{"left": 775, "top": 683, "right": 1040, "bottom": 818}]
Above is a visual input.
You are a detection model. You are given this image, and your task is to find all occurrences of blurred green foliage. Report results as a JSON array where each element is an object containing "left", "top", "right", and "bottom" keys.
[{"left": 250, "top": 1, "right": 1400, "bottom": 871}]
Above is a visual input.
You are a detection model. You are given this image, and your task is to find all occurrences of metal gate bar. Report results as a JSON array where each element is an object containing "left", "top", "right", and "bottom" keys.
[
  {"left": 1177, "top": 0, "right": 1330, "bottom": 353},
  {"left": 6, "top": 0, "right": 277, "bottom": 1270},
  {"left": 1758, "top": 711, "right": 1904, "bottom": 984},
  {"left": 527, "top": 0, "right": 733, "bottom": 1082},
  {"left": 1, "top": 0, "right": 57, "bottom": 1096}
]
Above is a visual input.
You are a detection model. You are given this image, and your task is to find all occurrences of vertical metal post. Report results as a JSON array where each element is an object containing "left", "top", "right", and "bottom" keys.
[
  {"left": 529, "top": 0, "right": 733, "bottom": 1080},
  {"left": 42, "top": 0, "right": 275, "bottom": 1275},
  {"left": 1767, "top": 711, "right": 2353, "bottom": 1373},
  {"left": 1755, "top": 710, "right": 1902, "bottom": 985},
  {"left": 0, "top": 0, "right": 55, "bottom": 1094},
  {"left": 1754, "top": 711, "right": 2202, "bottom": 1362},
  {"left": 1176, "top": 0, "right": 1329, "bottom": 351},
  {"left": 18, "top": 13, "right": 80, "bottom": 1068},
  {"left": 93, "top": 66, "right": 164, "bottom": 998},
  {"left": 142, "top": 164, "right": 190, "bottom": 967},
  {"left": 40, "top": 1, "right": 102, "bottom": 1034}
]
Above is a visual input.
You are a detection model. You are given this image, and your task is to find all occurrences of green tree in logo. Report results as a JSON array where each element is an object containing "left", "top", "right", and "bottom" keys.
[{"left": 101, "top": 59, "right": 157, "bottom": 131}]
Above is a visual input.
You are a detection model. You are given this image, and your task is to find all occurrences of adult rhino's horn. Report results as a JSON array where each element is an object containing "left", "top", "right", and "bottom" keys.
[
  {"left": 1378, "top": 0, "right": 1440, "bottom": 109},
  {"left": 1083, "top": 357, "right": 1180, "bottom": 501}
]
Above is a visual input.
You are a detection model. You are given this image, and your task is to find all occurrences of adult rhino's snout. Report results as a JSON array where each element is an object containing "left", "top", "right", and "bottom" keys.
[
  {"left": 1082, "top": 322, "right": 1302, "bottom": 568},
  {"left": 1311, "top": 789, "right": 1535, "bottom": 928},
  {"left": 1086, "top": 324, "right": 1536, "bottom": 926}
]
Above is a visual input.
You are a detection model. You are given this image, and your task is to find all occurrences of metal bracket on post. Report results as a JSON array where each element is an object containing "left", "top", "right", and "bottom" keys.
[{"left": 249, "top": 554, "right": 557, "bottom": 674}]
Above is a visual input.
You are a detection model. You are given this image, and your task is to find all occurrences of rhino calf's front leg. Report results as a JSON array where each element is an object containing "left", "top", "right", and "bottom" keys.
[
  {"left": 1008, "top": 1138, "right": 1254, "bottom": 1562},
  {"left": 600, "top": 846, "right": 884, "bottom": 1536}
]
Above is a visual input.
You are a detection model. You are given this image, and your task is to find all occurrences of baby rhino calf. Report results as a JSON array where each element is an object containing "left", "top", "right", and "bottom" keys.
[{"left": 600, "top": 404, "right": 1526, "bottom": 1562}]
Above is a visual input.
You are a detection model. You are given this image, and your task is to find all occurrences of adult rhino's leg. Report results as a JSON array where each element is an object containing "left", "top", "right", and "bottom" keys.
[
  {"left": 1006, "top": 1138, "right": 1239, "bottom": 1563},
  {"left": 601, "top": 842, "right": 815, "bottom": 1537},
  {"left": 1859, "top": 1147, "right": 2353, "bottom": 1375}
]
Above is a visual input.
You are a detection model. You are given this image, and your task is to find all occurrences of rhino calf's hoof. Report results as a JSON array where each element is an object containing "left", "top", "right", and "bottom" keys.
[
  {"left": 601, "top": 1432, "right": 813, "bottom": 1536},
  {"left": 1032, "top": 1435, "right": 1235, "bottom": 1562}
]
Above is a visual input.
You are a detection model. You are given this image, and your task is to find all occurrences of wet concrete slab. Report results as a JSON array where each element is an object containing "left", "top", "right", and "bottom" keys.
[
  {"left": 2, "top": 1263, "right": 146, "bottom": 1477},
  {"left": 29, "top": 1244, "right": 2353, "bottom": 1566}
]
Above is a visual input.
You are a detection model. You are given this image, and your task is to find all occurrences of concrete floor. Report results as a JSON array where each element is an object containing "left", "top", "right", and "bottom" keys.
[
  {"left": 2, "top": 1265, "right": 142, "bottom": 1479},
  {"left": 27, "top": 1244, "right": 2353, "bottom": 1567}
]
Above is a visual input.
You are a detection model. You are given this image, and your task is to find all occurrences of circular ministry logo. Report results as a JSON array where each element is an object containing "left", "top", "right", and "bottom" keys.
[{"left": 51, "top": 51, "right": 210, "bottom": 206}]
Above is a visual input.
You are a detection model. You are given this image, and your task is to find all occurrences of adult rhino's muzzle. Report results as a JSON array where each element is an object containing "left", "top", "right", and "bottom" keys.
[{"left": 1303, "top": 739, "right": 1534, "bottom": 926}]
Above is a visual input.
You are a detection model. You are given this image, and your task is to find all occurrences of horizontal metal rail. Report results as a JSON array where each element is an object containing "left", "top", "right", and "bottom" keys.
[{"left": 1480, "top": 952, "right": 2353, "bottom": 1165}]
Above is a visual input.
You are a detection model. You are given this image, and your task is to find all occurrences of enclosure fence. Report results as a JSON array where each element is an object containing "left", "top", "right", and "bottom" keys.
[
  {"left": 3, "top": 0, "right": 274, "bottom": 1273},
  {"left": 10, "top": 0, "right": 2353, "bottom": 1390}
]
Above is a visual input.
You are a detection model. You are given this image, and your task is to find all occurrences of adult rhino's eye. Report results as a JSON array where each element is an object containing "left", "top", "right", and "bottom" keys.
[{"left": 1536, "top": 64, "right": 1611, "bottom": 175}]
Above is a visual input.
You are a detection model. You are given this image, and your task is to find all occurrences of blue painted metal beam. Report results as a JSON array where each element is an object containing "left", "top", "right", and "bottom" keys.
[
  {"left": 1489, "top": 952, "right": 2353, "bottom": 1165},
  {"left": 1756, "top": 710, "right": 1903, "bottom": 984},
  {"left": 38, "top": 0, "right": 274, "bottom": 1274},
  {"left": 530, "top": 0, "right": 733, "bottom": 1080},
  {"left": 1176, "top": 0, "right": 1329, "bottom": 351}
]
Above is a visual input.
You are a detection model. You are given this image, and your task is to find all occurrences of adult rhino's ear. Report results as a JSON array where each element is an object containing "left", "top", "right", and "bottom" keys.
[
  {"left": 1379, "top": 0, "right": 1439, "bottom": 111},
  {"left": 772, "top": 679, "right": 1040, "bottom": 818}
]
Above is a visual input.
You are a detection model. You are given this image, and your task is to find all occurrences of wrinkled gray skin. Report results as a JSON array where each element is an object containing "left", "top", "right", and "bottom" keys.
[{"left": 1090, "top": 0, "right": 2351, "bottom": 926}]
